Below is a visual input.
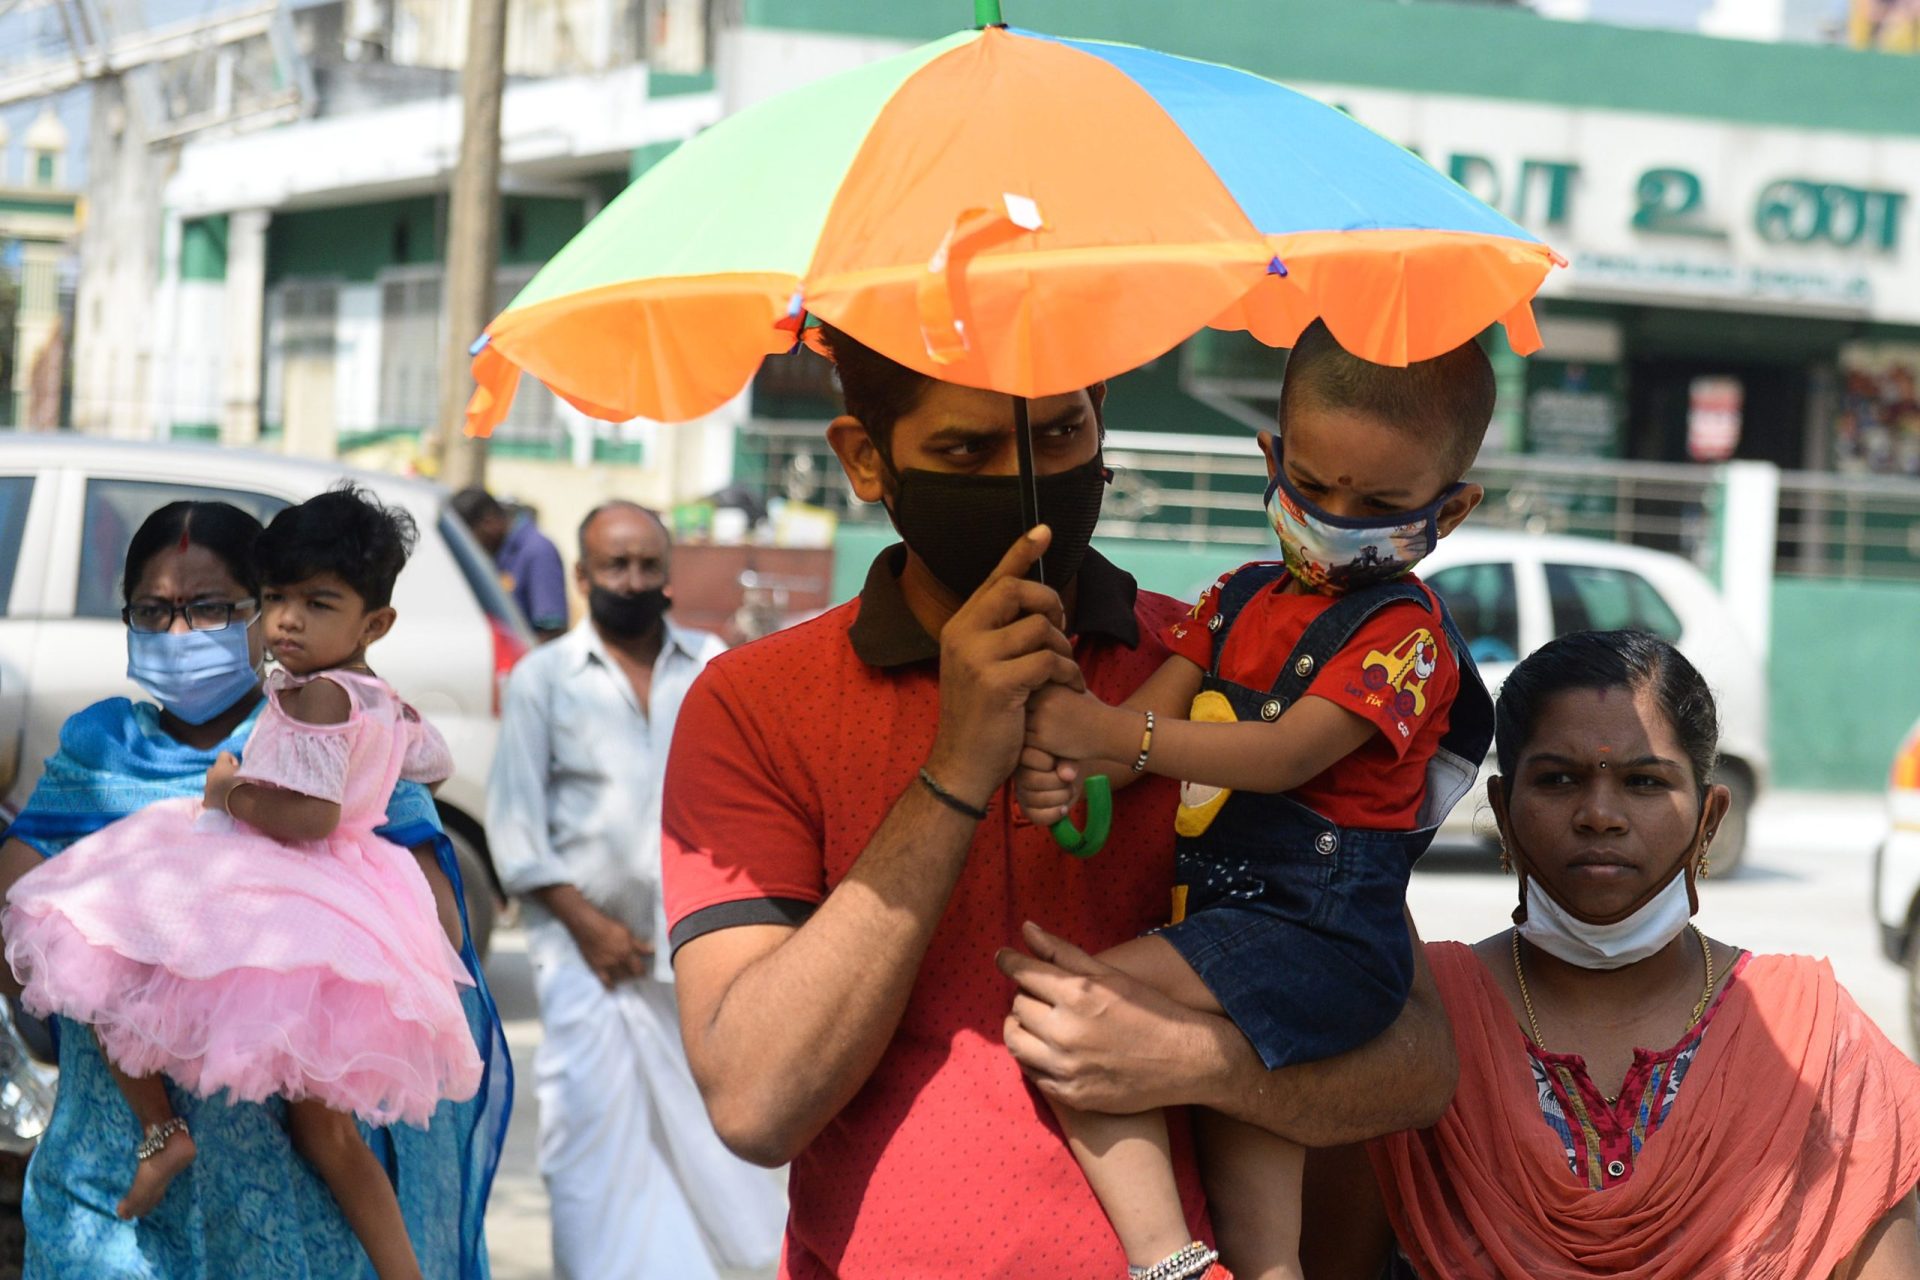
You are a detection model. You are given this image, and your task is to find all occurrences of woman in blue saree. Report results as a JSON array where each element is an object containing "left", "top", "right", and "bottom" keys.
[{"left": 0, "top": 499, "right": 510, "bottom": 1280}]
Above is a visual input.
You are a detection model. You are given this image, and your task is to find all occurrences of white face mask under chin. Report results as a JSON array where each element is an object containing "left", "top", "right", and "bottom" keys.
[{"left": 1518, "top": 872, "right": 1694, "bottom": 971}]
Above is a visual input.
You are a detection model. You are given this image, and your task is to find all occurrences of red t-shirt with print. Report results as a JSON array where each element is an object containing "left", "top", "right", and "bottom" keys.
[{"left": 1163, "top": 562, "right": 1460, "bottom": 830}]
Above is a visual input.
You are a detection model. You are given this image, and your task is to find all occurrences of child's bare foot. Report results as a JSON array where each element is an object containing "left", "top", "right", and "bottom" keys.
[{"left": 117, "top": 1122, "right": 195, "bottom": 1219}]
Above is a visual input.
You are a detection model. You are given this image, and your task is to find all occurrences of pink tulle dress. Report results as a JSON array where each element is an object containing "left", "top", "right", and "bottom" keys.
[{"left": 3, "top": 669, "right": 483, "bottom": 1128}]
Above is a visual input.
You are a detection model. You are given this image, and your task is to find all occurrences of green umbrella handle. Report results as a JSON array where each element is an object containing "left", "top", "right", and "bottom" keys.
[{"left": 1050, "top": 775, "right": 1112, "bottom": 858}]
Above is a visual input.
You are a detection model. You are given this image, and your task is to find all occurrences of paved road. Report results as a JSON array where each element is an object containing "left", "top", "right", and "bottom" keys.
[{"left": 480, "top": 789, "right": 1907, "bottom": 1275}]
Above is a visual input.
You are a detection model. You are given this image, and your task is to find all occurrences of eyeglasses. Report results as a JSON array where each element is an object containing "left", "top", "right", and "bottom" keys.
[{"left": 121, "top": 599, "right": 259, "bottom": 633}]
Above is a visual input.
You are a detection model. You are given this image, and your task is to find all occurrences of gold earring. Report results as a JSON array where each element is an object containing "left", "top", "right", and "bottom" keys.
[{"left": 1498, "top": 844, "right": 1513, "bottom": 874}]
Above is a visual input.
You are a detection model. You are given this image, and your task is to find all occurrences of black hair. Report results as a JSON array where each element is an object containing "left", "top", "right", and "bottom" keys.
[
  {"left": 123, "top": 501, "right": 264, "bottom": 604},
  {"left": 1494, "top": 629, "right": 1720, "bottom": 795},
  {"left": 577, "top": 500, "right": 669, "bottom": 559},
  {"left": 449, "top": 486, "right": 505, "bottom": 527},
  {"left": 816, "top": 322, "right": 936, "bottom": 462},
  {"left": 817, "top": 321, "right": 1108, "bottom": 464},
  {"left": 1278, "top": 319, "right": 1497, "bottom": 482},
  {"left": 254, "top": 483, "right": 418, "bottom": 610}
]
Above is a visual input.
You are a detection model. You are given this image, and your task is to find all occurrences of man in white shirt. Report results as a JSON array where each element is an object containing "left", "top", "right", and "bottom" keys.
[{"left": 487, "top": 500, "right": 784, "bottom": 1280}]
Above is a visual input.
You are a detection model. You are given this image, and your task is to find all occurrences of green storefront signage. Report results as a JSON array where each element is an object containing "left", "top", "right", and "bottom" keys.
[
  {"left": 1404, "top": 148, "right": 1581, "bottom": 227},
  {"left": 1407, "top": 144, "right": 1908, "bottom": 255},
  {"left": 1629, "top": 167, "right": 1907, "bottom": 252},
  {"left": 1753, "top": 180, "right": 1906, "bottom": 251},
  {"left": 1440, "top": 153, "right": 1581, "bottom": 227},
  {"left": 1631, "top": 168, "right": 1725, "bottom": 239},
  {"left": 1525, "top": 360, "right": 1623, "bottom": 458}
]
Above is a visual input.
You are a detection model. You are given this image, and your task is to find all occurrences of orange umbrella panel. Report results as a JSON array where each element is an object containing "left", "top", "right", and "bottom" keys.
[{"left": 466, "top": 23, "right": 1558, "bottom": 437}]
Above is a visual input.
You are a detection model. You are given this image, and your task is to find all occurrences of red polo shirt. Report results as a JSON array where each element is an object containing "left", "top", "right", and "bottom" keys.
[{"left": 663, "top": 546, "right": 1207, "bottom": 1279}]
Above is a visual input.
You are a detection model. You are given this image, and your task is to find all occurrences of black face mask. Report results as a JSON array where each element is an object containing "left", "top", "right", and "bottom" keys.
[
  {"left": 882, "top": 452, "right": 1109, "bottom": 600},
  {"left": 588, "top": 585, "right": 670, "bottom": 638}
]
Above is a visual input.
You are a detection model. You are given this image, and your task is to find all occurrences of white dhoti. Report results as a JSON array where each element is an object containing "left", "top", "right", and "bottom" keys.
[{"left": 532, "top": 938, "right": 787, "bottom": 1280}]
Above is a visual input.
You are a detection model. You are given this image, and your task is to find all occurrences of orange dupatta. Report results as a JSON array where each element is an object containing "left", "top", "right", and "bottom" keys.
[{"left": 1369, "top": 943, "right": 1920, "bottom": 1279}]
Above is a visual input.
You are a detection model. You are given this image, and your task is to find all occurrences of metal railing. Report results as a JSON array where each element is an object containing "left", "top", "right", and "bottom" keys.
[
  {"left": 736, "top": 419, "right": 1920, "bottom": 582},
  {"left": 1778, "top": 470, "right": 1920, "bottom": 582},
  {"left": 733, "top": 419, "right": 866, "bottom": 515},
  {"left": 1464, "top": 454, "right": 1721, "bottom": 567}
]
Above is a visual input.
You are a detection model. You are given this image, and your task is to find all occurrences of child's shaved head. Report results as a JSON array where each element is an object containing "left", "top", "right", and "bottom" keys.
[{"left": 1278, "top": 321, "right": 1497, "bottom": 482}]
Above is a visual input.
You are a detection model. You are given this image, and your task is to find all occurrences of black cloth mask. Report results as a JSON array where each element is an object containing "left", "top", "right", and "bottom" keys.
[
  {"left": 588, "top": 585, "right": 670, "bottom": 638},
  {"left": 882, "top": 452, "right": 1109, "bottom": 600}
]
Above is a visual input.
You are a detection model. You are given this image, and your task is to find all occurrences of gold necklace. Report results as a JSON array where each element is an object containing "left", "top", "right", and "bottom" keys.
[{"left": 1510, "top": 923, "right": 1716, "bottom": 1055}]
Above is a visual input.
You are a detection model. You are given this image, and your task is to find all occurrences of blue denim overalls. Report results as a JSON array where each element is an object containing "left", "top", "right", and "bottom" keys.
[{"left": 1157, "top": 564, "right": 1494, "bottom": 1069}]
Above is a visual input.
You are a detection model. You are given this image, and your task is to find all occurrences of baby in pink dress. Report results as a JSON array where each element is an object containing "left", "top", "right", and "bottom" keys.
[{"left": 4, "top": 485, "right": 481, "bottom": 1280}]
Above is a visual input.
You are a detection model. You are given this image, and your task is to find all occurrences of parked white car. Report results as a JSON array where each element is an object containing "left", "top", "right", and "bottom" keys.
[
  {"left": 1872, "top": 719, "right": 1920, "bottom": 1045},
  {"left": 1419, "top": 529, "right": 1770, "bottom": 872},
  {"left": 0, "top": 435, "right": 532, "bottom": 954}
]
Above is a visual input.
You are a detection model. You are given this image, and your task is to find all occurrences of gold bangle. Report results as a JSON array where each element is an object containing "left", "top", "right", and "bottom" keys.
[{"left": 1131, "top": 709, "right": 1155, "bottom": 773}]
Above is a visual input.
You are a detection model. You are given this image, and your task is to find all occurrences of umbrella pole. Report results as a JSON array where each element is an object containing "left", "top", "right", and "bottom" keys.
[
  {"left": 1014, "top": 394, "right": 1043, "bottom": 584},
  {"left": 1021, "top": 390, "right": 1116, "bottom": 859}
]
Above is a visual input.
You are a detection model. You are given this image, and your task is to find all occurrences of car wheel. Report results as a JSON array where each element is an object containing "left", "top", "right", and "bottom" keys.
[
  {"left": 1710, "top": 766, "right": 1754, "bottom": 878},
  {"left": 444, "top": 825, "right": 499, "bottom": 962}
]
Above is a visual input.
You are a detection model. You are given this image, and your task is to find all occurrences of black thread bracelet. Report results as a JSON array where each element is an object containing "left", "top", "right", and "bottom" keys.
[{"left": 917, "top": 767, "right": 989, "bottom": 821}]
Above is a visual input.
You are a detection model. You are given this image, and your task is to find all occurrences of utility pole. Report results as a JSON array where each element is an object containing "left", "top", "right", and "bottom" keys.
[{"left": 435, "top": 0, "right": 509, "bottom": 489}]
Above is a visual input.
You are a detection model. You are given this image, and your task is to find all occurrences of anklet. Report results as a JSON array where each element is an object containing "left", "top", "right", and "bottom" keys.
[
  {"left": 1133, "top": 1242, "right": 1219, "bottom": 1280},
  {"left": 136, "top": 1118, "right": 189, "bottom": 1161}
]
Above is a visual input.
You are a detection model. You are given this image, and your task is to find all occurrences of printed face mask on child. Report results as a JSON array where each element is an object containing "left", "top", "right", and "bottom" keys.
[
  {"left": 1265, "top": 467, "right": 1463, "bottom": 595},
  {"left": 126, "top": 619, "right": 261, "bottom": 725}
]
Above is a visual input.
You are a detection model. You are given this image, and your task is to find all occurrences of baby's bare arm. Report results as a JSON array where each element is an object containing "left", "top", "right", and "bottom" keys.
[
  {"left": 217, "top": 771, "right": 344, "bottom": 843},
  {"left": 1029, "top": 679, "right": 1374, "bottom": 798},
  {"left": 210, "top": 677, "right": 350, "bottom": 842},
  {"left": 1016, "top": 654, "right": 1208, "bottom": 825},
  {"left": 1119, "top": 654, "right": 1206, "bottom": 722},
  {"left": 1143, "top": 695, "right": 1373, "bottom": 793}
]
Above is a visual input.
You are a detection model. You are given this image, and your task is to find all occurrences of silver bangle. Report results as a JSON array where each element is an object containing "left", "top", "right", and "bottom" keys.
[
  {"left": 136, "top": 1117, "right": 189, "bottom": 1161},
  {"left": 1136, "top": 1241, "right": 1218, "bottom": 1280}
]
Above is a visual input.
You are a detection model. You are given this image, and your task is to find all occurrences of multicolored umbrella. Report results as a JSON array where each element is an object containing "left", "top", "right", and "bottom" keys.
[
  {"left": 463, "top": 4, "right": 1561, "bottom": 856},
  {"left": 464, "top": 5, "right": 1560, "bottom": 438}
]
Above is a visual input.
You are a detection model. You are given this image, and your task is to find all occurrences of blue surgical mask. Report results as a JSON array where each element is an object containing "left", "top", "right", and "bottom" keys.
[
  {"left": 126, "top": 618, "right": 262, "bottom": 725},
  {"left": 1265, "top": 466, "right": 1463, "bottom": 594}
]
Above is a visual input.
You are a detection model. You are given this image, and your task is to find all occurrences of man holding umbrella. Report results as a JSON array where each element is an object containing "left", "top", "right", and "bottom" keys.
[
  {"left": 459, "top": 16, "right": 1558, "bottom": 1277},
  {"left": 660, "top": 327, "right": 1458, "bottom": 1278}
]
